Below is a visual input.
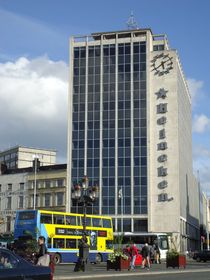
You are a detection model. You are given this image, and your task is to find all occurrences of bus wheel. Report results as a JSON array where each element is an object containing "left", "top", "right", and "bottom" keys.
[
  {"left": 54, "top": 253, "right": 61, "bottom": 264},
  {"left": 96, "top": 253, "right": 102, "bottom": 264}
]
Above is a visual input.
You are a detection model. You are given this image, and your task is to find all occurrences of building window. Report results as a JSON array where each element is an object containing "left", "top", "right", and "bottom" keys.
[
  {"left": 19, "top": 196, "right": 24, "bottom": 208},
  {"left": 44, "top": 193, "right": 51, "bottom": 207},
  {"left": 56, "top": 192, "right": 64, "bottom": 206},
  {"left": 6, "top": 216, "right": 11, "bottom": 232},
  {"left": 0, "top": 184, "right": 1, "bottom": 193},
  {"left": 134, "top": 219, "right": 148, "bottom": 232},
  {"left": 57, "top": 179, "right": 64, "bottom": 187},
  {"left": 19, "top": 183, "right": 24, "bottom": 191},
  {"left": 7, "top": 184, "right": 12, "bottom": 191},
  {"left": 153, "top": 45, "right": 165, "bottom": 51},
  {"left": 45, "top": 180, "right": 51, "bottom": 188},
  {"left": 7, "top": 197, "right": 12, "bottom": 209}
]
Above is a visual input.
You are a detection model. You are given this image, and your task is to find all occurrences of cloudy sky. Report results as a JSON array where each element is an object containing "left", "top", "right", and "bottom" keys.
[{"left": 0, "top": 0, "right": 210, "bottom": 193}]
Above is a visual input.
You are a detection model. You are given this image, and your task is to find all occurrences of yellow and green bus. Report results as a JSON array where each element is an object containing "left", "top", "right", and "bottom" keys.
[{"left": 14, "top": 209, "right": 114, "bottom": 264}]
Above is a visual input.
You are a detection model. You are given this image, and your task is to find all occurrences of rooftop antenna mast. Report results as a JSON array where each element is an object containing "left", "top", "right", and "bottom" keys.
[{"left": 127, "top": 11, "right": 138, "bottom": 30}]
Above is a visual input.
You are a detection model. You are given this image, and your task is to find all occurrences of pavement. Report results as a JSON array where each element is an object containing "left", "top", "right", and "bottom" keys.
[{"left": 53, "top": 259, "right": 210, "bottom": 280}]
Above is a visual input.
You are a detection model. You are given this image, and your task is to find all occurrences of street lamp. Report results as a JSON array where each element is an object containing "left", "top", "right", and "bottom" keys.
[
  {"left": 71, "top": 175, "right": 99, "bottom": 233},
  {"left": 32, "top": 155, "right": 39, "bottom": 210},
  {"left": 118, "top": 187, "right": 124, "bottom": 233}
]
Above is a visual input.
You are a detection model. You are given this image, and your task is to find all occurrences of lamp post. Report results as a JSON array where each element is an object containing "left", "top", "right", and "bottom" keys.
[
  {"left": 32, "top": 155, "right": 39, "bottom": 210},
  {"left": 118, "top": 187, "right": 123, "bottom": 233},
  {"left": 71, "top": 175, "right": 99, "bottom": 233}
]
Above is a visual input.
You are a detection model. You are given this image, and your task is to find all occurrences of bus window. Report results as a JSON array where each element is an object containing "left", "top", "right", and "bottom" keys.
[
  {"left": 53, "top": 215, "right": 65, "bottom": 225},
  {"left": 106, "top": 240, "right": 113, "bottom": 250},
  {"left": 77, "top": 216, "right": 81, "bottom": 226},
  {"left": 66, "top": 215, "right": 76, "bottom": 226},
  {"left": 48, "top": 238, "right": 52, "bottom": 248},
  {"left": 66, "top": 239, "right": 77, "bottom": 249},
  {"left": 53, "top": 238, "right": 65, "bottom": 248},
  {"left": 92, "top": 218, "right": 102, "bottom": 227},
  {"left": 82, "top": 217, "right": 91, "bottom": 227},
  {"left": 40, "top": 214, "right": 52, "bottom": 224},
  {"left": 18, "top": 211, "right": 35, "bottom": 220},
  {"left": 158, "top": 235, "right": 169, "bottom": 250},
  {"left": 103, "top": 219, "right": 111, "bottom": 228}
]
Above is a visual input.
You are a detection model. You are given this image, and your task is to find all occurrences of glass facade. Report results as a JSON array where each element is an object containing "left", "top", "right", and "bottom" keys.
[{"left": 71, "top": 37, "right": 147, "bottom": 229}]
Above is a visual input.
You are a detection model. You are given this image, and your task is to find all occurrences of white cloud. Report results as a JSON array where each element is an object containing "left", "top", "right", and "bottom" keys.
[
  {"left": 193, "top": 145, "right": 210, "bottom": 159},
  {"left": 187, "top": 78, "right": 204, "bottom": 106},
  {"left": 0, "top": 56, "right": 68, "bottom": 161},
  {"left": 192, "top": 114, "right": 210, "bottom": 133}
]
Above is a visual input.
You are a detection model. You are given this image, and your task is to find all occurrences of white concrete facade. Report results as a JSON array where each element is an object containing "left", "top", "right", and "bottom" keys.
[
  {"left": 0, "top": 146, "right": 56, "bottom": 169},
  {"left": 0, "top": 173, "right": 28, "bottom": 233},
  {"left": 148, "top": 47, "right": 200, "bottom": 251}
]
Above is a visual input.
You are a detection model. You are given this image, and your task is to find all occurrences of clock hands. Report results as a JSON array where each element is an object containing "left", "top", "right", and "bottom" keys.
[
  {"left": 155, "top": 58, "right": 172, "bottom": 70},
  {"left": 151, "top": 54, "right": 173, "bottom": 75}
]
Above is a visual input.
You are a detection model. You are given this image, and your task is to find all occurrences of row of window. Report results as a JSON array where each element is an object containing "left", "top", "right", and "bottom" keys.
[
  {"left": 30, "top": 192, "right": 64, "bottom": 208},
  {"left": 1, "top": 196, "right": 24, "bottom": 210},
  {"left": 74, "top": 43, "right": 146, "bottom": 59},
  {"left": 72, "top": 147, "right": 147, "bottom": 159},
  {"left": 0, "top": 183, "right": 24, "bottom": 193},
  {"left": 40, "top": 213, "right": 111, "bottom": 228},
  {"left": 29, "top": 179, "right": 65, "bottom": 189}
]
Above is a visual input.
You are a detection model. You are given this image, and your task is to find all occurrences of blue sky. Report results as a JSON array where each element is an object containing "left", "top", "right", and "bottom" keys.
[{"left": 0, "top": 0, "right": 210, "bottom": 193}]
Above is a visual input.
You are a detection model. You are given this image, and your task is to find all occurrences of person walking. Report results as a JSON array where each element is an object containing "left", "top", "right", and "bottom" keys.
[
  {"left": 130, "top": 243, "right": 138, "bottom": 270},
  {"left": 74, "top": 233, "right": 89, "bottom": 272},
  {"left": 154, "top": 244, "right": 161, "bottom": 264},
  {"left": 36, "top": 236, "right": 50, "bottom": 266},
  {"left": 141, "top": 243, "right": 150, "bottom": 269}
]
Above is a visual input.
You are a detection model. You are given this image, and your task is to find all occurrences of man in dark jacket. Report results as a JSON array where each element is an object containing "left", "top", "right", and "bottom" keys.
[
  {"left": 36, "top": 236, "right": 49, "bottom": 266},
  {"left": 141, "top": 243, "right": 150, "bottom": 269}
]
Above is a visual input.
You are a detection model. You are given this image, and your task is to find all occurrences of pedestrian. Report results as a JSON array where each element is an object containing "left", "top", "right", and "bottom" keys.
[
  {"left": 36, "top": 236, "right": 50, "bottom": 266},
  {"left": 150, "top": 244, "right": 155, "bottom": 264},
  {"left": 74, "top": 233, "right": 89, "bottom": 272},
  {"left": 154, "top": 244, "right": 161, "bottom": 264},
  {"left": 123, "top": 244, "right": 132, "bottom": 259},
  {"left": 141, "top": 243, "right": 151, "bottom": 269},
  {"left": 129, "top": 243, "right": 138, "bottom": 270}
]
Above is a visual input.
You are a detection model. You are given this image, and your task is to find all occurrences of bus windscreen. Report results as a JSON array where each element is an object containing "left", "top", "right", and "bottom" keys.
[{"left": 18, "top": 211, "right": 35, "bottom": 220}]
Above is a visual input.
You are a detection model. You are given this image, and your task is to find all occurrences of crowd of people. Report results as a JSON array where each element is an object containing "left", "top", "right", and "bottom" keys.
[{"left": 123, "top": 242, "right": 161, "bottom": 270}]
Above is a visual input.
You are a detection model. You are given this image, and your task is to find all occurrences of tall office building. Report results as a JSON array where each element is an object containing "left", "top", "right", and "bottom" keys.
[{"left": 68, "top": 28, "right": 200, "bottom": 251}]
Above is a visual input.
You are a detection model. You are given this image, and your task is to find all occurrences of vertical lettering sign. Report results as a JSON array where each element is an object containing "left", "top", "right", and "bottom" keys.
[{"left": 156, "top": 88, "right": 168, "bottom": 201}]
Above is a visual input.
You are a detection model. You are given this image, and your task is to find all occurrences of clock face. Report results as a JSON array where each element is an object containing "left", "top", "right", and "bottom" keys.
[{"left": 151, "top": 53, "right": 173, "bottom": 76}]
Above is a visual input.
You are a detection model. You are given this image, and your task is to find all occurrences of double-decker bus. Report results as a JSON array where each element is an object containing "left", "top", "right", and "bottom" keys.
[
  {"left": 14, "top": 210, "right": 114, "bottom": 264},
  {"left": 114, "top": 232, "right": 169, "bottom": 259}
]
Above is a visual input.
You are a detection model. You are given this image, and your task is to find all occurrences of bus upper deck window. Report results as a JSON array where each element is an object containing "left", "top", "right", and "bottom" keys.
[
  {"left": 103, "top": 219, "right": 111, "bottom": 228},
  {"left": 92, "top": 218, "right": 102, "bottom": 227},
  {"left": 40, "top": 214, "right": 52, "bottom": 224},
  {"left": 66, "top": 215, "right": 76, "bottom": 225},
  {"left": 82, "top": 217, "right": 91, "bottom": 227},
  {"left": 53, "top": 215, "right": 65, "bottom": 225}
]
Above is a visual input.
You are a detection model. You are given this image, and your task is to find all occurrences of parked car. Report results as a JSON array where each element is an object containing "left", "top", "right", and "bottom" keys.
[
  {"left": 193, "top": 250, "right": 210, "bottom": 262},
  {"left": 0, "top": 248, "right": 51, "bottom": 280}
]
